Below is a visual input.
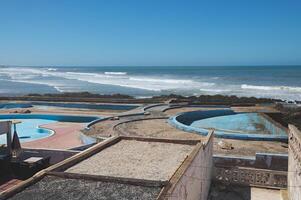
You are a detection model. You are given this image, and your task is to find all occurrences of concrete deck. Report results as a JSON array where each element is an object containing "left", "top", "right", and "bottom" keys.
[{"left": 22, "top": 122, "right": 85, "bottom": 149}]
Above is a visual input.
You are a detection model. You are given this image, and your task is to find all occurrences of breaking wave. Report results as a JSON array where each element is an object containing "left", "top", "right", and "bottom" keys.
[
  {"left": 104, "top": 72, "right": 127, "bottom": 75},
  {"left": 0, "top": 66, "right": 300, "bottom": 101},
  {"left": 0, "top": 67, "right": 210, "bottom": 92},
  {"left": 241, "top": 84, "right": 301, "bottom": 92},
  {"left": 47, "top": 68, "right": 57, "bottom": 71}
]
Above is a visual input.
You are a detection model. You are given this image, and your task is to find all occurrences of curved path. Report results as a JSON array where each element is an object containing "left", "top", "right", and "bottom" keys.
[{"left": 85, "top": 104, "right": 288, "bottom": 156}]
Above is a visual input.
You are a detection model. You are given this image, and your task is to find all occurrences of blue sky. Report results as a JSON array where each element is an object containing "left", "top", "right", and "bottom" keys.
[{"left": 0, "top": 0, "right": 300, "bottom": 66}]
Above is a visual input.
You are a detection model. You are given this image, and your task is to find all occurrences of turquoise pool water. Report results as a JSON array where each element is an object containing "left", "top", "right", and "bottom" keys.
[
  {"left": 190, "top": 113, "right": 283, "bottom": 135},
  {"left": 169, "top": 110, "right": 288, "bottom": 141},
  {"left": 0, "top": 114, "right": 99, "bottom": 144},
  {"left": 0, "top": 119, "right": 55, "bottom": 144}
]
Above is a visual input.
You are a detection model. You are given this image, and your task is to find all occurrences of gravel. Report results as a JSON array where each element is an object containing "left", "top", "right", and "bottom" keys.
[
  {"left": 8, "top": 176, "right": 162, "bottom": 200},
  {"left": 66, "top": 140, "right": 194, "bottom": 181}
]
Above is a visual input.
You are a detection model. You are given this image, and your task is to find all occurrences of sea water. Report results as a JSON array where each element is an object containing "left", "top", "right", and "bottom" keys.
[{"left": 0, "top": 65, "right": 300, "bottom": 101}]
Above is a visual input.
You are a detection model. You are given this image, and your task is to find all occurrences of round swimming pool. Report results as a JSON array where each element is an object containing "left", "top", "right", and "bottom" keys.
[
  {"left": 0, "top": 114, "right": 99, "bottom": 144},
  {"left": 191, "top": 113, "right": 274, "bottom": 134},
  {"left": 169, "top": 110, "right": 288, "bottom": 141}
]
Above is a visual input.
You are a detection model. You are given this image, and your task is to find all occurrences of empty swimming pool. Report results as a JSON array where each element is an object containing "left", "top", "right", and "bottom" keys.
[
  {"left": 169, "top": 110, "right": 288, "bottom": 141},
  {"left": 0, "top": 114, "right": 99, "bottom": 144},
  {"left": 0, "top": 102, "right": 138, "bottom": 111}
]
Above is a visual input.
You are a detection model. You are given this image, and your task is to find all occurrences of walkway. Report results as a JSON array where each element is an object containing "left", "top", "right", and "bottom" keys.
[{"left": 22, "top": 122, "right": 85, "bottom": 149}]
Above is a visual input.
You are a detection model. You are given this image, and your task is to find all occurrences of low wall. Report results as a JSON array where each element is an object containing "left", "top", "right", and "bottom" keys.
[
  {"left": 161, "top": 105, "right": 230, "bottom": 113},
  {"left": 213, "top": 166, "right": 287, "bottom": 188},
  {"left": 214, "top": 153, "right": 288, "bottom": 171},
  {"left": 174, "top": 109, "right": 234, "bottom": 126},
  {"left": 165, "top": 131, "right": 214, "bottom": 200},
  {"left": 23, "top": 148, "right": 79, "bottom": 165},
  {"left": 288, "top": 125, "right": 301, "bottom": 200},
  {"left": 213, "top": 153, "right": 288, "bottom": 189}
]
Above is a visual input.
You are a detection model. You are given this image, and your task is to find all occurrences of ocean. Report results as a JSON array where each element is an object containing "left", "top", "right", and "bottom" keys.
[{"left": 0, "top": 66, "right": 300, "bottom": 101}]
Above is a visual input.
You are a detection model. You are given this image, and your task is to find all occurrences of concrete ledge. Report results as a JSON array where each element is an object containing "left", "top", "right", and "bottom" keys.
[{"left": 214, "top": 153, "right": 288, "bottom": 171}]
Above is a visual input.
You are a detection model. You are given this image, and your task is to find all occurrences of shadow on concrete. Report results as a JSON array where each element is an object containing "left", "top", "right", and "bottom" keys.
[{"left": 208, "top": 182, "right": 251, "bottom": 200}]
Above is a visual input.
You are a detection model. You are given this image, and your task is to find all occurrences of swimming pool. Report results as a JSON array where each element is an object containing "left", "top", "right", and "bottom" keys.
[
  {"left": 169, "top": 110, "right": 288, "bottom": 141},
  {"left": 0, "top": 102, "right": 138, "bottom": 111},
  {"left": 191, "top": 113, "right": 276, "bottom": 134},
  {"left": 0, "top": 114, "right": 99, "bottom": 144}
]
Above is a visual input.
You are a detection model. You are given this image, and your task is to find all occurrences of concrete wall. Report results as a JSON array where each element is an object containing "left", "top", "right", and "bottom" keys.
[
  {"left": 167, "top": 132, "right": 214, "bottom": 200},
  {"left": 288, "top": 125, "right": 301, "bottom": 200},
  {"left": 213, "top": 153, "right": 288, "bottom": 189},
  {"left": 214, "top": 153, "right": 288, "bottom": 171},
  {"left": 23, "top": 148, "right": 79, "bottom": 165},
  {"left": 260, "top": 113, "right": 288, "bottom": 136}
]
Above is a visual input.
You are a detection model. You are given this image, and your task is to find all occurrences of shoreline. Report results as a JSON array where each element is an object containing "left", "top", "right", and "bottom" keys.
[{"left": 0, "top": 92, "right": 291, "bottom": 105}]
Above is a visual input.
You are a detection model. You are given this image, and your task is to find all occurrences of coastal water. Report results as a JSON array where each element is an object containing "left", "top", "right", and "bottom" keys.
[{"left": 0, "top": 66, "right": 300, "bottom": 101}]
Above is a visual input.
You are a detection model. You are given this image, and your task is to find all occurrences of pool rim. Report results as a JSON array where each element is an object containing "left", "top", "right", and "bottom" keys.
[
  {"left": 0, "top": 101, "right": 141, "bottom": 111},
  {"left": 168, "top": 110, "right": 288, "bottom": 142},
  {"left": 0, "top": 113, "right": 101, "bottom": 143}
]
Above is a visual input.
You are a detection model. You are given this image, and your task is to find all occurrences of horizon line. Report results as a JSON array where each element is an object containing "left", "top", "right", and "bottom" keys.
[{"left": 1, "top": 64, "right": 301, "bottom": 68}]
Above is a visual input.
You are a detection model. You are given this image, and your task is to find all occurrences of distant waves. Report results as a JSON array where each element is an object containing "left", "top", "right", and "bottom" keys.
[{"left": 0, "top": 66, "right": 300, "bottom": 101}]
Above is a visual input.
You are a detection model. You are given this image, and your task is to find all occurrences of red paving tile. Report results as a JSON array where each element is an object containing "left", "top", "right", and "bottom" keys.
[{"left": 22, "top": 122, "right": 85, "bottom": 150}]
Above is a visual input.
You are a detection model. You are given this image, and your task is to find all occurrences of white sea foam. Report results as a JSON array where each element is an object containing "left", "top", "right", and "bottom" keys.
[
  {"left": 241, "top": 84, "right": 301, "bottom": 92},
  {"left": 0, "top": 67, "right": 300, "bottom": 101},
  {"left": 47, "top": 68, "right": 57, "bottom": 71},
  {"left": 51, "top": 71, "right": 208, "bottom": 91},
  {"left": 200, "top": 88, "right": 231, "bottom": 93},
  {"left": 104, "top": 72, "right": 127, "bottom": 75},
  {"left": 0, "top": 68, "right": 207, "bottom": 92}
]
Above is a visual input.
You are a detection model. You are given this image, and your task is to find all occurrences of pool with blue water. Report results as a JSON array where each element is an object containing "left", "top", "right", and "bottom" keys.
[
  {"left": 0, "top": 114, "right": 99, "bottom": 144},
  {"left": 191, "top": 113, "right": 273, "bottom": 134},
  {"left": 169, "top": 110, "right": 288, "bottom": 141}
]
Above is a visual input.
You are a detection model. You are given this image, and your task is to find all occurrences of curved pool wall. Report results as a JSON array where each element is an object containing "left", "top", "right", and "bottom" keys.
[
  {"left": 162, "top": 105, "right": 230, "bottom": 113},
  {"left": 0, "top": 103, "right": 33, "bottom": 109},
  {"left": 0, "top": 118, "right": 57, "bottom": 144},
  {"left": 168, "top": 110, "right": 288, "bottom": 141},
  {"left": 0, "top": 102, "right": 138, "bottom": 111},
  {"left": 0, "top": 114, "right": 100, "bottom": 144},
  {"left": 0, "top": 114, "right": 99, "bottom": 123}
]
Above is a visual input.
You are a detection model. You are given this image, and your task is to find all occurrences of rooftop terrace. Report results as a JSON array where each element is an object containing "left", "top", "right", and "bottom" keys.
[
  {"left": 1, "top": 134, "right": 213, "bottom": 200},
  {"left": 8, "top": 175, "right": 162, "bottom": 200},
  {"left": 66, "top": 139, "right": 194, "bottom": 180}
]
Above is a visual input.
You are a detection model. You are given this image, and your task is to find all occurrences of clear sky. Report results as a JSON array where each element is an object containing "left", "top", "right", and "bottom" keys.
[{"left": 0, "top": 0, "right": 300, "bottom": 66}]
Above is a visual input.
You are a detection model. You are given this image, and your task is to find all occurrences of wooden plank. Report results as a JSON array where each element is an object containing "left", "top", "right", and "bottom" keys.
[
  {"left": 0, "top": 171, "right": 46, "bottom": 199},
  {"left": 120, "top": 136, "right": 200, "bottom": 145},
  {"left": 46, "top": 172, "right": 168, "bottom": 187},
  {"left": 45, "top": 136, "right": 121, "bottom": 172}
]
